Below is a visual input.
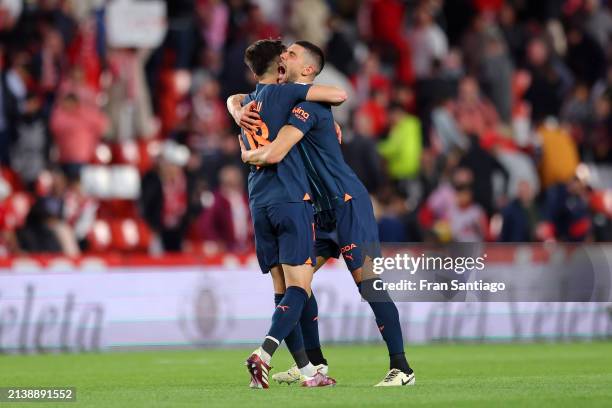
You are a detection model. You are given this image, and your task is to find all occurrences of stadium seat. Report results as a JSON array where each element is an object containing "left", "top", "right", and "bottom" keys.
[
  {"left": 97, "top": 199, "right": 139, "bottom": 218},
  {"left": 93, "top": 143, "right": 113, "bottom": 165},
  {"left": 4, "top": 192, "right": 33, "bottom": 230},
  {"left": 109, "top": 218, "right": 151, "bottom": 253},
  {"left": 111, "top": 141, "right": 140, "bottom": 165},
  {"left": 81, "top": 165, "right": 140, "bottom": 200},
  {"left": 88, "top": 219, "right": 112, "bottom": 253}
]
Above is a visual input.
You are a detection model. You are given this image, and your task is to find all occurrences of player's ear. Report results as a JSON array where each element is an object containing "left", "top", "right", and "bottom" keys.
[{"left": 303, "top": 65, "right": 314, "bottom": 76}]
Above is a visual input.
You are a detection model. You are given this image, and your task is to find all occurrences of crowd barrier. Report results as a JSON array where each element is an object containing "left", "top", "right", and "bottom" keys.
[{"left": 0, "top": 246, "right": 611, "bottom": 353}]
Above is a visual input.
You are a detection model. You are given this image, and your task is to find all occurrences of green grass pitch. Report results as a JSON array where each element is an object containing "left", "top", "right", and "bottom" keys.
[{"left": 1, "top": 342, "right": 611, "bottom": 407}]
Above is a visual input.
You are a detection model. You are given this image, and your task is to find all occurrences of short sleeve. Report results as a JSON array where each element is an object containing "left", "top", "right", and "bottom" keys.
[{"left": 288, "top": 102, "right": 317, "bottom": 135}]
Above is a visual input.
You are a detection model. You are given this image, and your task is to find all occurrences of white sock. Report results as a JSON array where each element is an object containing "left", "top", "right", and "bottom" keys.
[
  {"left": 299, "top": 362, "right": 317, "bottom": 378},
  {"left": 257, "top": 347, "right": 272, "bottom": 364}
]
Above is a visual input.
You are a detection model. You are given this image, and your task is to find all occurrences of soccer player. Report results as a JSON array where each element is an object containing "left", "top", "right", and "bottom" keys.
[
  {"left": 226, "top": 39, "right": 347, "bottom": 389},
  {"left": 235, "top": 41, "right": 416, "bottom": 387}
]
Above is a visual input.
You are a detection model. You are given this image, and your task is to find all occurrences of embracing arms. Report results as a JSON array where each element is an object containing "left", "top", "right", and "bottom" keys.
[
  {"left": 226, "top": 85, "right": 347, "bottom": 129},
  {"left": 238, "top": 125, "right": 304, "bottom": 166}
]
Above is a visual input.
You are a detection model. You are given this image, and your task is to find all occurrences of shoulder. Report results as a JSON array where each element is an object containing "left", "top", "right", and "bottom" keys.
[
  {"left": 291, "top": 101, "right": 321, "bottom": 123},
  {"left": 278, "top": 83, "right": 310, "bottom": 90},
  {"left": 267, "top": 83, "right": 309, "bottom": 94},
  {"left": 295, "top": 101, "right": 331, "bottom": 117}
]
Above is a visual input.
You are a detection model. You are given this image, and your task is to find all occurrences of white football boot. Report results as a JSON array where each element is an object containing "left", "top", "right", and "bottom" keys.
[
  {"left": 374, "top": 369, "right": 415, "bottom": 387},
  {"left": 272, "top": 364, "right": 329, "bottom": 385}
]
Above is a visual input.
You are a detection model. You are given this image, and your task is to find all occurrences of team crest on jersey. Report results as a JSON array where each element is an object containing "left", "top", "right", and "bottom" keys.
[{"left": 292, "top": 106, "right": 310, "bottom": 122}]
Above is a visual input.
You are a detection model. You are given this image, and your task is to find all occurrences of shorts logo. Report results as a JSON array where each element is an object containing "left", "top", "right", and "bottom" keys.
[
  {"left": 277, "top": 305, "right": 290, "bottom": 312},
  {"left": 378, "top": 325, "right": 385, "bottom": 332},
  {"left": 292, "top": 107, "right": 310, "bottom": 122},
  {"left": 341, "top": 243, "right": 357, "bottom": 262},
  {"left": 340, "top": 243, "right": 357, "bottom": 254}
]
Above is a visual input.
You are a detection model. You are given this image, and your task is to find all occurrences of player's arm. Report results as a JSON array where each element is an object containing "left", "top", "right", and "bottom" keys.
[
  {"left": 226, "top": 94, "right": 260, "bottom": 130},
  {"left": 238, "top": 125, "right": 305, "bottom": 166},
  {"left": 305, "top": 85, "right": 347, "bottom": 106}
]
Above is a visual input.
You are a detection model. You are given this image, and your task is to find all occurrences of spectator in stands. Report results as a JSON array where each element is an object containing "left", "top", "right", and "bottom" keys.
[
  {"left": 16, "top": 197, "right": 80, "bottom": 256},
  {"left": 363, "top": 0, "right": 414, "bottom": 83},
  {"left": 377, "top": 187, "right": 410, "bottom": 242},
  {"left": 583, "top": 0, "right": 612, "bottom": 51},
  {"left": 50, "top": 92, "right": 109, "bottom": 179},
  {"left": 196, "top": 0, "right": 229, "bottom": 53},
  {"left": 566, "top": 23, "right": 607, "bottom": 88},
  {"left": 493, "top": 138, "right": 539, "bottom": 200},
  {"left": 561, "top": 82, "right": 594, "bottom": 150},
  {"left": 2, "top": 0, "right": 612, "bottom": 255},
  {"left": 540, "top": 175, "right": 592, "bottom": 242},
  {"left": 418, "top": 149, "right": 461, "bottom": 234},
  {"left": 0, "top": 176, "right": 18, "bottom": 255},
  {"left": 422, "top": 167, "right": 487, "bottom": 242},
  {"left": 62, "top": 175, "right": 98, "bottom": 250},
  {"left": 200, "top": 132, "right": 246, "bottom": 190},
  {"left": 459, "top": 134, "right": 509, "bottom": 216},
  {"left": 430, "top": 97, "right": 468, "bottom": 154},
  {"left": 451, "top": 76, "right": 500, "bottom": 138},
  {"left": 342, "top": 114, "right": 386, "bottom": 195},
  {"left": 523, "top": 37, "right": 566, "bottom": 122},
  {"left": 10, "top": 93, "right": 46, "bottom": 187},
  {"left": 290, "top": 0, "right": 330, "bottom": 47},
  {"left": 478, "top": 30, "right": 513, "bottom": 123},
  {"left": 195, "top": 165, "right": 251, "bottom": 252},
  {"left": 140, "top": 141, "right": 190, "bottom": 252},
  {"left": 190, "top": 75, "right": 229, "bottom": 151},
  {"left": 58, "top": 66, "right": 98, "bottom": 107},
  {"left": 591, "top": 91, "right": 612, "bottom": 163},
  {"left": 356, "top": 87, "right": 390, "bottom": 138},
  {"left": 498, "top": 2, "right": 527, "bottom": 63},
  {"left": 31, "top": 27, "right": 67, "bottom": 111},
  {"left": 378, "top": 103, "right": 423, "bottom": 184},
  {"left": 460, "top": 12, "right": 491, "bottom": 75},
  {"left": 448, "top": 168, "right": 488, "bottom": 242},
  {"left": 351, "top": 52, "right": 391, "bottom": 106},
  {"left": 407, "top": 4, "right": 448, "bottom": 80},
  {"left": 499, "top": 180, "right": 539, "bottom": 242},
  {"left": 246, "top": 3, "right": 280, "bottom": 40},
  {"left": 164, "top": 0, "right": 199, "bottom": 70},
  {"left": 0, "top": 44, "right": 26, "bottom": 166},
  {"left": 106, "top": 49, "right": 157, "bottom": 140},
  {"left": 325, "top": 15, "right": 358, "bottom": 77},
  {"left": 538, "top": 119, "right": 580, "bottom": 189},
  {"left": 16, "top": 200, "right": 63, "bottom": 254}
]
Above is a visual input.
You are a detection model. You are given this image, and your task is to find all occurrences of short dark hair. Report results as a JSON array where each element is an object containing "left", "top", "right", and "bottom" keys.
[
  {"left": 294, "top": 41, "right": 325, "bottom": 75},
  {"left": 244, "top": 39, "right": 285, "bottom": 77}
]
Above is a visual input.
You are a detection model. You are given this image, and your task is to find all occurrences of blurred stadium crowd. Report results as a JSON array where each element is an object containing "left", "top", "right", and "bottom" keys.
[{"left": 1, "top": 0, "right": 612, "bottom": 257}]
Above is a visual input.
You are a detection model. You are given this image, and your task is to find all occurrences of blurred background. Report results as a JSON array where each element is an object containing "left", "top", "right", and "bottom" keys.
[
  {"left": 0, "top": 0, "right": 611, "bottom": 356},
  {"left": 0, "top": 0, "right": 612, "bottom": 259}
]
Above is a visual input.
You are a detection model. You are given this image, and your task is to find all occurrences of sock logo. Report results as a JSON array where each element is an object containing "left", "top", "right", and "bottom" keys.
[{"left": 276, "top": 305, "right": 290, "bottom": 312}]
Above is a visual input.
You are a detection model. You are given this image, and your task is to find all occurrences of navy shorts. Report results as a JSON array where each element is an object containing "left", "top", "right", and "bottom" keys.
[
  {"left": 315, "top": 194, "right": 381, "bottom": 271},
  {"left": 251, "top": 202, "right": 316, "bottom": 274}
]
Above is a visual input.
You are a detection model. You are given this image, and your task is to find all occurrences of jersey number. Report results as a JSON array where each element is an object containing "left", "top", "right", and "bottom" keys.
[{"left": 244, "top": 121, "right": 270, "bottom": 149}]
